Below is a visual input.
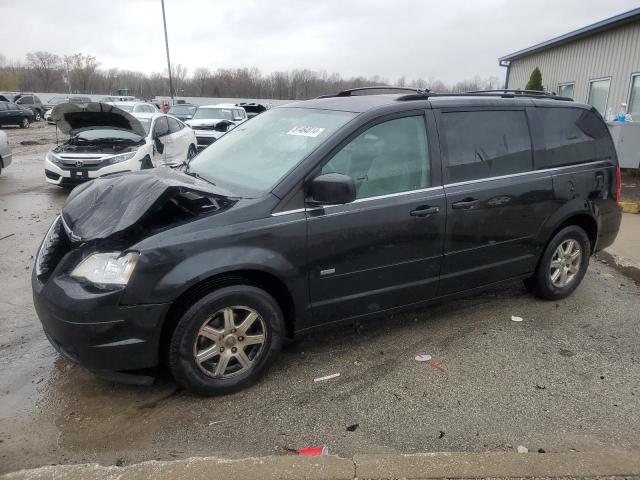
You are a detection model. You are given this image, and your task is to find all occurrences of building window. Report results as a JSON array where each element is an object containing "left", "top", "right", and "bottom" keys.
[
  {"left": 587, "top": 78, "right": 611, "bottom": 115},
  {"left": 629, "top": 74, "right": 640, "bottom": 119},
  {"left": 558, "top": 83, "right": 575, "bottom": 99}
]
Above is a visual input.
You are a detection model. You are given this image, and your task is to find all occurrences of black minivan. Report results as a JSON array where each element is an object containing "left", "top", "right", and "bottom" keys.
[{"left": 32, "top": 88, "right": 622, "bottom": 395}]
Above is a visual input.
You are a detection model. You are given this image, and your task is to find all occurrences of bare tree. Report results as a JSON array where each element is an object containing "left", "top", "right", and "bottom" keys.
[{"left": 26, "top": 51, "right": 62, "bottom": 91}]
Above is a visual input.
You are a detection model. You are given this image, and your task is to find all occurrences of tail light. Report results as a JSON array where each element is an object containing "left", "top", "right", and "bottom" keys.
[{"left": 615, "top": 165, "right": 622, "bottom": 203}]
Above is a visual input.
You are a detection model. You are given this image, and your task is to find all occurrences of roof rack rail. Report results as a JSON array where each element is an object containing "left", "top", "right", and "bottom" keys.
[
  {"left": 317, "top": 86, "right": 430, "bottom": 99},
  {"left": 465, "top": 89, "right": 556, "bottom": 96},
  {"left": 396, "top": 90, "right": 573, "bottom": 102}
]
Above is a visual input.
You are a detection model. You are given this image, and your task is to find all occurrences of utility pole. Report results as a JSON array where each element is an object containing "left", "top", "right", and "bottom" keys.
[{"left": 161, "top": 0, "right": 175, "bottom": 105}]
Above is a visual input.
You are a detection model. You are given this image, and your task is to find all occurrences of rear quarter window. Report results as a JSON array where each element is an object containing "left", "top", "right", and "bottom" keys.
[
  {"left": 441, "top": 110, "right": 532, "bottom": 183},
  {"left": 536, "top": 107, "right": 614, "bottom": 169}
]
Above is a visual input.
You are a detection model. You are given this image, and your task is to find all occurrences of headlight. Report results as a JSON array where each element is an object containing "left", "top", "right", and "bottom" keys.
[
  {"left": 71, "top": 252, "right": 139, "bottom": 286},
  {"left": 46, "top": 151, "right": 62, "bottom": 165},
  {"left": 104, "top": 150, "right": 137, "bottom": 165}
]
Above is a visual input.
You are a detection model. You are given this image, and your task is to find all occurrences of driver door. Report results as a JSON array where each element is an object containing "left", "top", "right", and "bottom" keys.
[
  {"left": 151, "top": 116, "right": 169, "bottom": 166},
  {"left": 307, "top": 112, "right": 446, "bottom": 324}
]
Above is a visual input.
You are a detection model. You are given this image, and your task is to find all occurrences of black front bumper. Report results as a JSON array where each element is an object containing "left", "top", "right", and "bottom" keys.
[{"left": 32, "top": 272, "right": 170, "bottom": 372}]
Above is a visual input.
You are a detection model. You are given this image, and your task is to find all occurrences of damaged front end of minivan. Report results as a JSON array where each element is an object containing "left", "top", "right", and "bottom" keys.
[{"left": 32, "top": 167, "right": 236, "bottom": 377}]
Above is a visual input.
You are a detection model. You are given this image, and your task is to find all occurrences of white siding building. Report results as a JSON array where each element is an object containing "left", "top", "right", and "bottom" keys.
[{"left": 499, "top": 8, "right": 640, "bottom": 119}]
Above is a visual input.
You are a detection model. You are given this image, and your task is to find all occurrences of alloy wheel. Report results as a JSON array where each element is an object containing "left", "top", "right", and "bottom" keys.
[
  {"left": 193, "top": 306, "right": 267, "bottom": 378},
  {"left": 549, "top": 239, "right": 582, "bottom": 288}
]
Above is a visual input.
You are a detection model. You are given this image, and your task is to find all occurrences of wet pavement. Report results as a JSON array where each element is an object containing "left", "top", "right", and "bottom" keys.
[{"left": 1, "top": 123, "right": 639, "bottom": 474}]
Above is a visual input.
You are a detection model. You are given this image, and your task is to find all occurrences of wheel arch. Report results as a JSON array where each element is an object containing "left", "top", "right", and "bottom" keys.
[
  {"left": 538, "top": 208, "right": 598, "bottom": 255},
  {"left": 159, "top": 269, "right": 296, "bottom": 363}
]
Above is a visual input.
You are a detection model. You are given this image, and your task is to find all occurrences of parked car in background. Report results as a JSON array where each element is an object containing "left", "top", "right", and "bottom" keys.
[
  {"left": 102, "top": 95, "right": 136, "bottom": 103},
  {"left": 168, "top": 104, "right": 197, "bottom": 121},
  {"left": 185, "top": 104, "right": 247, "bottom": 149},
  {"left": 44, "top": 102, "right": 196, "bottom": 187},
  {"left": 13, "top": 93, "right": 44, "bottom": 121},
  {"left": 31, "top": 88, "right": 622, "bottom": 395},
  {"left": 0, "top": 130, "right": 12, "bottom": 175},
  {"left": 44, "top": 96, "right": 93, "bottom": 123},
  {"left": 236, "top": 102, "right": 268, "bottom": 119},
  {"left": 0, "top": 101, "right": 35, "bottom": 128},
  {"left": 112, "top": 101, "right": 158, "bottom": 114}
]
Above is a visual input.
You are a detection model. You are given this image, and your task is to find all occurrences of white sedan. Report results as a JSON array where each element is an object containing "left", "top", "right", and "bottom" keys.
[
  {"left": 44, "top": 102, "right": 197, "bottom": 187},
  {"left": 0, "top": 130, "right": 12, "bottom": 175}
]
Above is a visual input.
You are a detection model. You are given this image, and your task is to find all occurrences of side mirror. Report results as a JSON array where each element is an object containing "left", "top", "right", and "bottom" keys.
[{"left": 309, "top": 173, "right": 356, "bottom": 206}]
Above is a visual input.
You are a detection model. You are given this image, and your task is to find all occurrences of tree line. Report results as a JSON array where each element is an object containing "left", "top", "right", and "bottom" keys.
[{"left": 0, "top": 51, "right": 503, "bottom": 100}]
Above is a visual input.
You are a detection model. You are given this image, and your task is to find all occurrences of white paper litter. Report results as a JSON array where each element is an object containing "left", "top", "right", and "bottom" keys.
[
  {"left": 415, "top": 354, "right": 432, "bottom": 362},
  {"left": 313, "top": 373, "right": 340, "bottom": 383},
  {"left": 511, "top": 315, "right": 524, "bottom": 322}
]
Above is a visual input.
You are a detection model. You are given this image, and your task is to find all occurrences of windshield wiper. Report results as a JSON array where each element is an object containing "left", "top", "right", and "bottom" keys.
[{"left": 181, "top": 162, "right": 217, "bottom": 186}]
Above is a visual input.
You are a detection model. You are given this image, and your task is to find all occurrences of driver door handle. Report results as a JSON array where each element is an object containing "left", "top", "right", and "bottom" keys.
[{"left": 410, "top": 205, "right": 440, "bottom": 217}]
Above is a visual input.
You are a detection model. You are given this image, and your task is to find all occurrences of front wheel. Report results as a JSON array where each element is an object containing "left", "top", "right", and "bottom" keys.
[
  {"left": 524, "top": 225, "right": 590, "bottom": 300},
  {"left": 168, "top": 285, "right": 285, "bottom": 396},
  {"left": 20, "top": 117, "right": 30, "bottom": 129}
]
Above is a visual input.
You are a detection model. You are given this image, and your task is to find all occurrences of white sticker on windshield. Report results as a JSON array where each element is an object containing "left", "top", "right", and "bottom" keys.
[{"left": 286, "top": 126, "right": 325, "bottom": 138}]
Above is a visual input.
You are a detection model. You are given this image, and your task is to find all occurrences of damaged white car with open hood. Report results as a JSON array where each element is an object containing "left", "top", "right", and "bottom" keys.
[{"left": 44, "top": 102, "right": 197, "bottom": 187}]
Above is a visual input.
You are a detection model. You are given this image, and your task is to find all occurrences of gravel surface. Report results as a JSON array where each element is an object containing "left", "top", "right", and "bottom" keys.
[{"left": 1, "top": 123, "right": 639, "bottom": 474}]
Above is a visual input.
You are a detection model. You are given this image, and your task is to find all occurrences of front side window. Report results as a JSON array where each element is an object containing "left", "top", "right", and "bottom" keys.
[
  {"left": 628, "top": 74, "right": 640, "bottom": 119},
  {"left": 189, "top": 107, "right": 355, "bottom": 197},
  {"left": 587, "top": 78, "right": 610, "bottom": 115},
  {"left": 537, "top": 107, "right": 614, "bottom": 169},
  {"left": 19, "top": 96, "right": 34, "bottom": 105},
  {"left": 321, "top": 115, "right": 430, "bottom": 199},
  {"left": 153, "top": 116, "right": 169, "bottom": 137},
  {"left": 441, "top": 110, "right": 532, "bottom": 183},
  {"left": 558, "top": 83, "right": 575, "bottom": 99}
]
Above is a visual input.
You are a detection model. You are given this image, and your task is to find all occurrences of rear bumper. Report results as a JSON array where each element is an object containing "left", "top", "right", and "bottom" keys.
[
  {"left": 595, "top": 203, "right": 623, "bottom": 252},
  {"left": 32, "top": 272, "right": 170, "bottom": 371}
]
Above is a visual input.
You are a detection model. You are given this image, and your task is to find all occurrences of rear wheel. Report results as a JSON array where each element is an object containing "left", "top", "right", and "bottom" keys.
[
  {"left": 168, "top": 285, "right": 285, "bottom": 396},
  {"left": 34, "top": 110, "right": 42, "bottom": 121},
  {"left": 524, "top": 225, "right": 590, "bottom": 300},
  {"left": 20, "top": 117, "right": 30, "bottom": 129}
]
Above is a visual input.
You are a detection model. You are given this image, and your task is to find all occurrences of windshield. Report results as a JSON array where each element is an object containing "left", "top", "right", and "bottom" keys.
[
  {"left": 115, "top": 104, "right": 134, "bottom": 112},
  {"left": 192, "top": 107, "right": 235, "bottom": 121},
  {"left": 48, "top": 97, "right": 66, "bottom": 105},
  {"left": 188, "top": 107, "right": 356, "bottom": 197},
  {"left": 70, "top": 128, "right": 143, "bottom": 144},
  {"left": 169, "top": 105, "right": 196, "bottom": 115}
]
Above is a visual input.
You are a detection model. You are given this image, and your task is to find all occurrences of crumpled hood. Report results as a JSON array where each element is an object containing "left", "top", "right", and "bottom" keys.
[
  {"left": 61, "top": 167, "right": 235, "bottom": 242},
  {"left": 51, "top": 102, "right": 146, "bottom": 137}
]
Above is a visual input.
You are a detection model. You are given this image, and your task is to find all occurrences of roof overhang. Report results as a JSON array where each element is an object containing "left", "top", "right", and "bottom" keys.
[{"left": 499, "top": 7, "right": 640, "bottom": 63}]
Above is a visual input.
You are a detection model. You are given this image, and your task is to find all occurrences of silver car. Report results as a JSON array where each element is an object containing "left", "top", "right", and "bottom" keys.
[{"left": 0, "top": 130, "right": 12, "bottom": 175}]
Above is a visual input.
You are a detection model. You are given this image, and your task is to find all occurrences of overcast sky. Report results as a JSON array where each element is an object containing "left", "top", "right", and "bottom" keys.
[{"left": 1, "top": 0, "right": 638, "bottom": 84}]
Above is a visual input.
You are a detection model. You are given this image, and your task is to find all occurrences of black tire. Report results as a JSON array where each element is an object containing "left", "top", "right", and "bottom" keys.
[
  {"left": 169, "top": 285, "right": 285, "bottom": 396},
  {"left": 140, "top": 156, "right": 153, "bottom": 169},
  {"left": 187, "top": 144, "right": 197, "bottom": 160},
  {"left": 34, "top": 110, "right": 42, "bottom": 122},
  {"left": 20, "top": 117, "right": 30, "bottom": 129},
  {"left": 524, "top": 225, "right": 590, "bottom": 300}
]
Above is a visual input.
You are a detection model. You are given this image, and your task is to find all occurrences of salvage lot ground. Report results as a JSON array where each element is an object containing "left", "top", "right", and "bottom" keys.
[{"left": 1, "top": 124, "right": 639, "bottom": 474}]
